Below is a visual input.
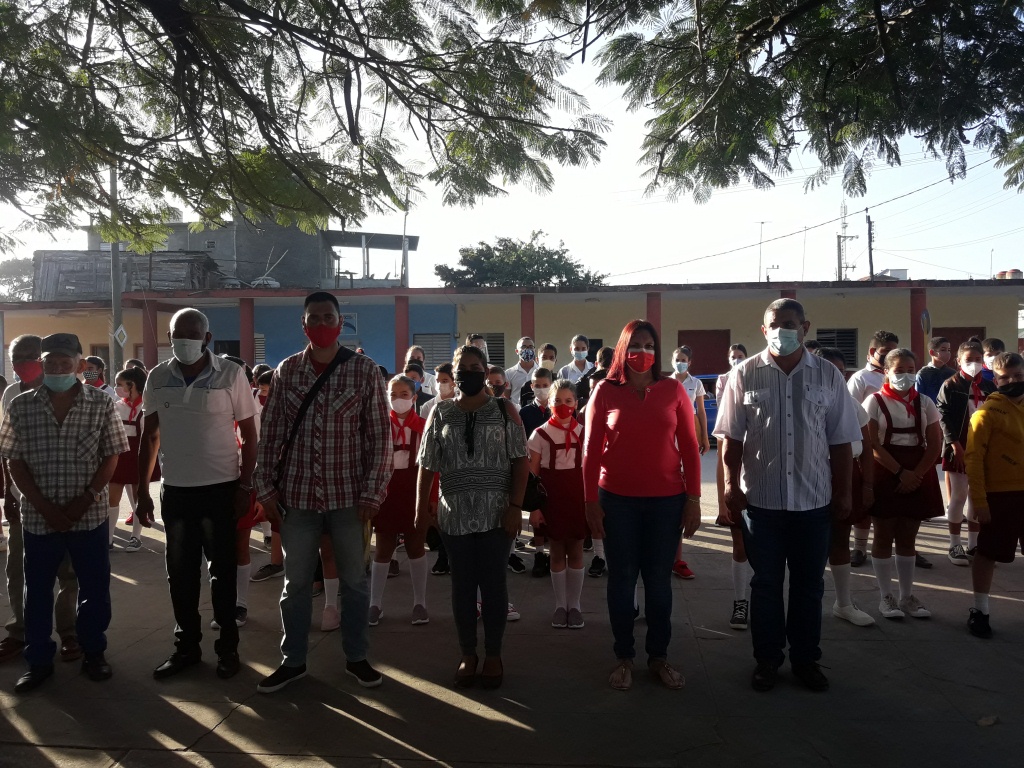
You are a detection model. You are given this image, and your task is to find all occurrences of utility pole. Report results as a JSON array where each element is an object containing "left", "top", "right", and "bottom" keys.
[
  {"left": 755, "top": 221, "right": 769, "bottom": 282},
  {"left": 836, "top": 234, "right": 843, "bottom": 281},
  {"left": 865, "top": 210, "right": 875, "bottom": 284},
  {"left": 109, "top": 166, "right": 123, "bottom": 371}
]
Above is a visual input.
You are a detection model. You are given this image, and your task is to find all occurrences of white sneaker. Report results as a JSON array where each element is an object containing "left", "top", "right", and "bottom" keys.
[
  {"left": 506, "top": 602, "right": 521, "bottom": 622},
  {"left": 899, "top": 595, "right": 931, "bottom": 618},
  {"left": 833, "top": 601, "right": 876, "bottom": 626},
  {"left": 879, "top": 594, "right": 905, "bottom": 619}
]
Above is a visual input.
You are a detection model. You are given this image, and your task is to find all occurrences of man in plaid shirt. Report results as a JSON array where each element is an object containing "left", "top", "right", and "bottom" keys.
[
  {"left": 253, "top": 292, "right": 393, "bottom": 694},
  {"left": 0, "top": 333, "right": 128, "bottom": 692}
]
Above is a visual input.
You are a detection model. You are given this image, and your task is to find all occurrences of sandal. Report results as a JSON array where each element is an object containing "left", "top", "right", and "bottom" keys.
[
  {"left": 649, "top": 659, "right": 685, "bottom": 690},
  {"left": 454, "top": 655, "right": 478, "bottom": 688},
  {"left": 609, "top": 659, "right": 633, "bottom": 691}
]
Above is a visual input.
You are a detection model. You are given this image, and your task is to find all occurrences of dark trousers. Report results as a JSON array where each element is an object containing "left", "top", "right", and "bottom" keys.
[
  {"left": 600, "top": 489, "right": 684, "bottom": 662},
  {"left": 440, "top": 528, "right": 508, "bottom": 657},
  {"left": 740, "top": 504, "right": 832, "bottom": 667},
  {"left": 161, "top": 482, "right": 238, "bottom": 656},
  {"left": 23, "top": 521, "right": 110, "bottom": 666}
]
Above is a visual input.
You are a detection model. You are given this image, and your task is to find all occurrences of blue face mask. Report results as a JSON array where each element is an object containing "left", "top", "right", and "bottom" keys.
[
  {"left": 44, "top": 374, "right": 78, "bottom": 392},
  {"left": 767, "top": 328, "right": 802, "bottom": 357},
  {"left": 414, "top": 380, "right": 422, "bottom": 392},
  {"left": 573, "top": 350, "right": 588, "bottom": 361},
  {"left": 674, "top": 362, "right": 689, "bottom": 374},
  {"left": 519, "top": 348, "right": 536, "bottom": 363}
]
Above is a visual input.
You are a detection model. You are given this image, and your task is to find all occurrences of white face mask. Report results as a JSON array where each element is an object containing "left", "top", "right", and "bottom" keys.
[
  {"left": 962, "top": 361, "right": 984, "bottom": 378},
  {"left": 438, "top": 382, "right": 455, "bottom": 397},
  {"left": 532, "top": 386, "right": 551, "bottom": 402},
  {"left": 390, "top": 397, "right": 413, "bottom": 414},
  {"left": 766, "top": 328, "right": 801, "bottom": 357},
  {"left": 540, "top": 359, "right": 556, "bottom": 371},
  {"left": 171, "top": 338, "right": 205, "bottom": 365},
  {"left": 729, "top": 357, "right": 745, "bottom": 368},
  {"left": 573, "top": 350, "right": 588, "bottom": 361},
  {"left": 984, "top": 354, "right": 997, "bottom": 368},
  {"left": 889, "top": 373, "right": 916, "bottom": 392}
]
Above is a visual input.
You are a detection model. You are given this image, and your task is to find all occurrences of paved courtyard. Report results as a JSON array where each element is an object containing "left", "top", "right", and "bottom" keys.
[{"left": 1, "top": 451, "right": 1022, "bottom": 767}]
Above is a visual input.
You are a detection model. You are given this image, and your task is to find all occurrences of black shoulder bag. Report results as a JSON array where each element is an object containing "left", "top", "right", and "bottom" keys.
[
  {"left": 496, "top": 397, "right": 547, "bottom": 511},
  {"left": 272, "top": 346, "right": 355, "bottom": 490}
]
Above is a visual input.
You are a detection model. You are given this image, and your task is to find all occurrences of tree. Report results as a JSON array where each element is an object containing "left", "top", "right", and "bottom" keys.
[
  {"left": 0, "top": 258, "right": 34, "bottom": 301},
  {"left": 0, "top": 0, "right": 608, "bottom": 251},
  {"left": 436, "top": 231, "right": 606, "bottom": 288},
  {"left": 577, "top": 0, "right": 1024, "bottom": 200}
]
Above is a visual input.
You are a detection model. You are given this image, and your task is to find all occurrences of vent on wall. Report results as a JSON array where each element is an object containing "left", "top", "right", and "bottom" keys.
[
  {"left": 254, "top": 333, "right": 266, "bottom": 364},
  {"left": 483, "top": 332, "right": 505, "bottom": 368},
  {"left": 816, "top": 328, "right": 859, "bottom": 369},
  {"left": 412, "top": 333, "right": 454, "bottom": 370}
]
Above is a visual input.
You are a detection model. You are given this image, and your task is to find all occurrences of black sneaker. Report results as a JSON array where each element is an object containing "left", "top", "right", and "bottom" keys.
[
  {"left": 532, "top": 552, "right": 550, "bottom": 577},
  {"left": 729, "top": 600, "right": 749, "bottom": 630},
  {"left": 346, "top": 659, "right": 383, "bottom": 688},
  {"left": 915, "top": 553, "right": 933, "bottom": 569},
  {"left": 216, "top": 652, "right": 241, "bottom": 679},
  {"left": 388, "top": 559, "right": 400, "bottom": 578},
  {"left": 235, "top": 606, "right": 248, "bottom": 627},
  {"left": 588, "top": 556, "right": 606, "bottom": 578},
  {"left": 850, "top": 549, "right": 867, "bottom": 568},
  {"left": 966, "top": 546, "right": 978, "bottom": 561},
  {"left": 792, "top": 662, "right": 829, "bottom": 692},
  {"left": 257, "top": 664, "right": 307, "bottom": 693},
  {"left": 251, "top": 563, "right": 284, "bottom": 581},
  {"left": 751, "top": 662, "right": 779, "bottom": 692},
  {"left": 514, "top": 539, "right": 527, "bottom": 551},
  {"left": 431, "top": 550, "right": 450, "bottom": 575},
  {"left": 583, "top": 536, "right": 593, "bottom": 552},
  {"left": 968, "top": 608, "right": 993, "bottom": 639},
  {"left": 507, "top": 553, "right": 526, "bottom": 574}
]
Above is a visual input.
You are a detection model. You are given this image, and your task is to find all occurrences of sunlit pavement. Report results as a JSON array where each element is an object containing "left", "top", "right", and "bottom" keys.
[{"left": 1, "top": 451, "right": 1022, "bottom": 767}]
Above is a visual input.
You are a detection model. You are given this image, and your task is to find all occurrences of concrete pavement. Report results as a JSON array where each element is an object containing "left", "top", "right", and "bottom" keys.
[{"left": 1, "top": 451, "right": 1022, "bottom": 767}]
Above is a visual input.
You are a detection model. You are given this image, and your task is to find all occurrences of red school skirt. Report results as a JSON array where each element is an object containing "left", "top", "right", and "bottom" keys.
[
  {"left": 537, "top": 465, "right": 587, "bottom": 541},
  {"left": 871, "top": 445, "right": 944, "bottom": 521},
  {"left": 374, "top": 466, "right": 417, "bottom": 537}
]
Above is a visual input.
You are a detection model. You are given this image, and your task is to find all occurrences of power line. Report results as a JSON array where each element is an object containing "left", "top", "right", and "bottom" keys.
[
  {"left": 874, "top": 249, "right": 978, "bottom": 277},
  {"left": 607, "top": 156, "right": 996, "bottom": 279},
  {"left": 881, "top": 224, "right": 1024, "bottom": 253}
]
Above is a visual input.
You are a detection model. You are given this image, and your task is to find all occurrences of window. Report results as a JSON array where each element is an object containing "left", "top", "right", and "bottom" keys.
[
  {"left": 205, "top": 240, "right": 216, "bottom": 249},
  {"left": 412, "top": 333, "right": 454, "bottom": 370},
  {"left": 254, "top": 333, "right": 266, "bottom": 364},
  {"left": 816, "top": 328, "right": 858, "bottom": 368},
  {"left": 483, "top": 332, "right": 505, "bottom": 368}
]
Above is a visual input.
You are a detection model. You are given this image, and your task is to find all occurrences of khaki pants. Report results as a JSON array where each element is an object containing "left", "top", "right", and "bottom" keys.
[{"left": 5, "top": 518, "right": 79, "bottom": 642}]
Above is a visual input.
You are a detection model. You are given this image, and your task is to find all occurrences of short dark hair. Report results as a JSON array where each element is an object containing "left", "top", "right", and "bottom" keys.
[
  {"left": 85, "top": 355, "right": 105, "bottom": 370},
  {"left": 304, "top": 291, "right": 340, "bottom": 312},
  {"left": 729, "top": 343, "right": 747, "bottom": 356},
  {"left": 958, "top": 339, "right": 984, "bottom": 360},
  {"left": 403, "top": 362, "right": 425, "bottom": 378},
  {"left": 804, "top": 339, "right": 822, "bottom": 350},
  {"left": 126, "top": 358, "right": 146, "bottom": 369},
  {"left": 871, "top": 330, "right": 899, "bottom": 347},
  {"left": 928, "top": 336, "right": 949, "bottom": 351},
  {"left": 993, "top": 352, "right": 1024, "bottom": 372},
  {"left": 434, "top": 362, "right": 454, "bottom": 377},
  {"left": 540, "top": 343, "right": 557, "bottom": 356},
  {"left": 982, "top": 337, "right": 1006, "bottom": 355},
  {"left": 531, "top": 367, "right": 553, "bottom": 382},
  {"left": 466, "top": 333, "right": 484, "bottom": 344},
  {"left": 764, "top": 298, "right": 806, "bottom": 323},
  {"left": 256, "top": 370, "right": 274, "bottom": 386},
  {"left": 595, "top": 346, "right": 614, "bottom": 369},
  {"left": 115, "top": 367, "right": 147, "bottom": 392},
  {"left": 813, "top": 346, "right": 847, "bottom": 368},
  {"left": 674, "top": 345, "right": 693, "bottom": 359},
  {"left": 486, "top": 365, "right": 506, "bottom": 379},
  {"left": 453, "top": 345, "right": 487, "bottom": 369},
  {"left": 252, "top": 363, "right": 272, "bottom": 382}
]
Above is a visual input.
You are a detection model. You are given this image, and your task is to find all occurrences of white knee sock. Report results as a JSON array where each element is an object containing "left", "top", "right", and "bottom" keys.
[
  {"left": 565, "top": 567, "right": 585, "bottom": 611},
  {"left": 853, "top": 531, "right": 869, "bottom": 554},
  {"left": 974, "top": 593, "right": 990, "bottom": 614},
  {"left": 550, "top": 569, "right": 567, "bottom": 609},
  {"left": 535, "top": 540, "right": 547, "bottom": 555},
  {"left": 236, "top": 563, "right": 251, "bottom": 608},
  {"left": 369, "top": 564, "right": 387, "bottom": 609},
  {"left": 409, "top": 555, "right": 428, "bottom": 608},
  {"left": 593, "top": 539, "right": 605, "bottom": 558},
  {"left": 732, "top": 559, "right": 752, "bottom": 602},
  {"left": 324, "top": 576, "right": 341, "bottom": 610},
  {"left": 967, "top": 530, "right": 979, "bottom": 550},
  {"left": 107, "top": 507, "right": 119, "bottom": 545},
  {"left": 872, "top": 555, "right": 894, "bottom": 600},
  {"left": 831, "top": 562, "right": 852, "bottom": 608},
  {"left": 261, "top": 521, "right": 272, "bottom": 536},
  {"left": 949, "top": 532, "right": 962, "bottom": 548},
  {"left": 895, "top": 554, "right": 916, "bottom": 601}
]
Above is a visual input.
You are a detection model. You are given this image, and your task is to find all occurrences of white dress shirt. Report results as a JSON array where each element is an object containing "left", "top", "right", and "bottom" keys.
[
  {"left": 558, "top": 360, "right": 594, "bottom": 384},
  {"left": 847, "top": 364, "right": 885, "bottom": 403},
  {"left": 504, "top": 361, "right": 535, "bottom": 405},
  {"left": 714, "top": 348, "right": 862, "bottom": 511}
]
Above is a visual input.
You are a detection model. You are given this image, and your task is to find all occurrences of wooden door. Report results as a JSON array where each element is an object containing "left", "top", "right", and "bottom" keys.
[
  {"left": 676, "top": 329, "right": 732, "bottom": 375},
  {"left": 932, "top": 326, "right": 986, "bottom": 354}
]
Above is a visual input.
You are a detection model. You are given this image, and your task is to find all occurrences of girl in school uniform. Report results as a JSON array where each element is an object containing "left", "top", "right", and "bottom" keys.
[
  {"left": 369, "top": 375, "right": 430, "bottom": 626},
  {"left": 528, "top": 379, "right": 587, "bottom": 629},
  {"left": 865, "top": 349, "right": 944, "bottom": 620},
  {"left": 110, "top": 367, "right": 158, "bottom": 551},
  {"left": 670, "top": 345, "right": 708, "bottom": 581}
]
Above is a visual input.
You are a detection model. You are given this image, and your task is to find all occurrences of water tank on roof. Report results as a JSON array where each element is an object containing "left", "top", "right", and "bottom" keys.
[
  {"left": 997, "top": 270, "right": 1008, "bottom": 279},
  {"left": 1007, "top": 269, "right": 1023, "bottom": 280}
]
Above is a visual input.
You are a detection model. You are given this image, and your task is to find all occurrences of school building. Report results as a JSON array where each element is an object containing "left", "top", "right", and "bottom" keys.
[{"left": 0, "top": 279, "right": 1019, "bottom": 379}]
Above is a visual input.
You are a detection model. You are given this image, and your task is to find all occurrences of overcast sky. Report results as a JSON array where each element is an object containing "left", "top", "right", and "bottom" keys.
[{"left": 5, "top": 62, "right": 1023, "bottom": 287}]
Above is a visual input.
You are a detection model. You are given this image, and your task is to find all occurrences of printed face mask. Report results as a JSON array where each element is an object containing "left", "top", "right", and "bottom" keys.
[
  {"left": 519, "top": 348, "right": 536, "bottom": 364},
  {"left": 83, "top": 370, "right": 100, "bottom": 382},
  {"left": 889, "top": 373, "right": 916, "bottom": 392},
  {"left": 767, "top": 328, "right": 801, "bottom": 357},
  {"left": 171, "top": 338, "right": 205, "bottom": 365}
]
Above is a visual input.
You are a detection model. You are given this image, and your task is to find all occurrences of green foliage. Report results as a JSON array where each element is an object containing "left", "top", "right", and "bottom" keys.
[
  {"left": 436, "top": 231, "right": 606, "bottom": 288},
  {"left": 0, "top": 257, "right": 34, "bottom": 301},
  {"left": 0, "top": 0, "right": 609, "bottom": 253}
]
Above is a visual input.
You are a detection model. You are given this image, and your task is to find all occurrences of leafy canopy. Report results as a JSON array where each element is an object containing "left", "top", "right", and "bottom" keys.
[
  {"left": 0, "top": 257, "right": 33, "bottom": 301},
  {"left": 436, "top": 231, "right": 606, "bottom": 288}
]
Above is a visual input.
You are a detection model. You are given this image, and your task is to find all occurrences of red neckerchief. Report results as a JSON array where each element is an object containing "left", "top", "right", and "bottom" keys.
[
  {"left": 880, "top": 382, "right": 919, "bottom": 418},
  {"left": 123, "top": 395, "right": 143, "bottom": 422},
  {"left": 959, "top": 370, "right": 985, "bottom": 407},
  {"left": 390, "top": 410, "right": 425, "bottom": 450},
  {"left": 546, "top": 417, "right": 581, "bottom": 455}
]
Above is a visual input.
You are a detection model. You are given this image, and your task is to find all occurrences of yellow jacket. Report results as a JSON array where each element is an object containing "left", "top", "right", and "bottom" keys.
[{"left": 966, "top": 393, "right": 1024, "bottom": 507}]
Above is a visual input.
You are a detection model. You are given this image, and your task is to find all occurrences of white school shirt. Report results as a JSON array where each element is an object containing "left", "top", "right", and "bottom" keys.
[
  {"left": 673, "top": 373, "right": 706, "bottom": 414},
  {"left": 390, "top": 420, "right": 417, "bottom": 470},
  {"left": 851, "top": 398, "right": 869, "bottom": 459},
  {"left": 847, "top": 365, "right": 885, "bottom": 403},
  {"left": 504, "top": 361, "right": 535, "bottom": 405},
  {"left": 527, "top": 420, "right": 584, "bottom": 471},
  {"left": 558, "top": 360, "right": 594, "bottom": 384},
  {"left": 142, "top": 352, "right": 257, "bottom": 487},
  {"left": 714, "top": 348, "right": 862, "bottom": 511},
  {"left": 863, "top": 392, "right": 940, "bottom": 448}
]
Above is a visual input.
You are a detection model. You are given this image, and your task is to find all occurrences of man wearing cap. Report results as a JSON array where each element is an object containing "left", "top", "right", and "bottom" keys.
[
  {"left": 0, "top": 333, "right": 128, "bottom": 692},
  {"left": 135, "top": 308, "right": 257, "bottom": 681}
]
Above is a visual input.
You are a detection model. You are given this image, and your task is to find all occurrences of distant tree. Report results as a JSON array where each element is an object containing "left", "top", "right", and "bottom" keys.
[
  {"left": 436, "top": 231, "right": 606, "bottom": 288},
  {"left": 0, "top": 258, "right": 33, "bottom": 301}
]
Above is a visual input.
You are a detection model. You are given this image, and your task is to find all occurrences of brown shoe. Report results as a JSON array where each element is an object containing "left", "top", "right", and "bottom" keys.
[
  {"left": 60, "top": 636, "right": 83, "bottom": 662},
  {"left": 0, "top": 636, "right": 25, "bottom": 664}
]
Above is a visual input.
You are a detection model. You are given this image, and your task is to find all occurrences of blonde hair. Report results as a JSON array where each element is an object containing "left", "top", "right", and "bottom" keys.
[{"left": 388, "top": 374, "right": 416, "bottom": 396}]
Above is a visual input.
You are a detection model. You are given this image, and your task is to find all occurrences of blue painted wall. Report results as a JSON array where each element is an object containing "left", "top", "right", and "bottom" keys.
[{"left": 202, "top": 301, "right": 457, "bottom": 370}]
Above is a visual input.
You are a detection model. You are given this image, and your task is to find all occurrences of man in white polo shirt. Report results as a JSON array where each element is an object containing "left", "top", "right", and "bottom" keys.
[{"left": 135, "top": 308, "right": 257, "bottom": 682}]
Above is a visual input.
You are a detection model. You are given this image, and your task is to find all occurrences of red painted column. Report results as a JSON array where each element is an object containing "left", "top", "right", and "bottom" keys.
[
  {"left": 521, "top": 294, "right": 535, "bottom": 341},
  {"left": 240, "top": 298, "right": 255, "bottom": 365},
  {"left": 143, "top": 302, "right": 159, "bottom": 369},
  {"left": 780, "top": 289, "right": 797, "bottom": 299},
  {"left": 395, "top": 295, "right": 410, "bottom": 373},
  {"left": 910, "top": 287, "right": 927, "bottom": 363},
  {"left": 646, "top": 291, "right": 662, "bottom": 339}
]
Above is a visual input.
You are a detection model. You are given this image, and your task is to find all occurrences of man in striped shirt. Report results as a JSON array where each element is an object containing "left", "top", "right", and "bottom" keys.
[{"left": 716, "top": 299, "right": 860, "bottom": 694}]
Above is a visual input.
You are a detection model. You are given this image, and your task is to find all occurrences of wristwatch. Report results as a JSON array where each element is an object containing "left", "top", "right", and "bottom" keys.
[{"left": 84, "top": 485, "right": 102, "bottom": 502}]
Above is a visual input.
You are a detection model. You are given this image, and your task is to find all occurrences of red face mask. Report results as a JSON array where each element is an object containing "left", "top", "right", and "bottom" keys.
[
  {"left": 304, "top": 323, "right": 341, "bottom": 349},
  {"left": 626, "top": 350, "right": 655, "bottom": 373},
  {"left": 553, "top": 403, "right": 575, "bottom": 420},
  {"left": 12, "top": 360, "right": 43, "bottom": 383}
]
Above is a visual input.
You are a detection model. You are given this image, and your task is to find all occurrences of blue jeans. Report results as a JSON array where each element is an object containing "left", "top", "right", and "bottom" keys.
[
  {"left": 740, "top": 504, "right": 832, "bottom": 667},
  {"left": 23, "top": 521, "right": 110, "bottom": 666},
  {"left": 600, "top": 489, "right": 684, "bottom": 662},
  {"left": 280, "top": 506, "right": 369, "bottom": 666}
]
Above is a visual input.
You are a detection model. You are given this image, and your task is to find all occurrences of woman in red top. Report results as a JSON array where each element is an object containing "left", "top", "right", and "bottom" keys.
[{"left": 584, "top": 320, "right": 702, "bottom": 691}]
